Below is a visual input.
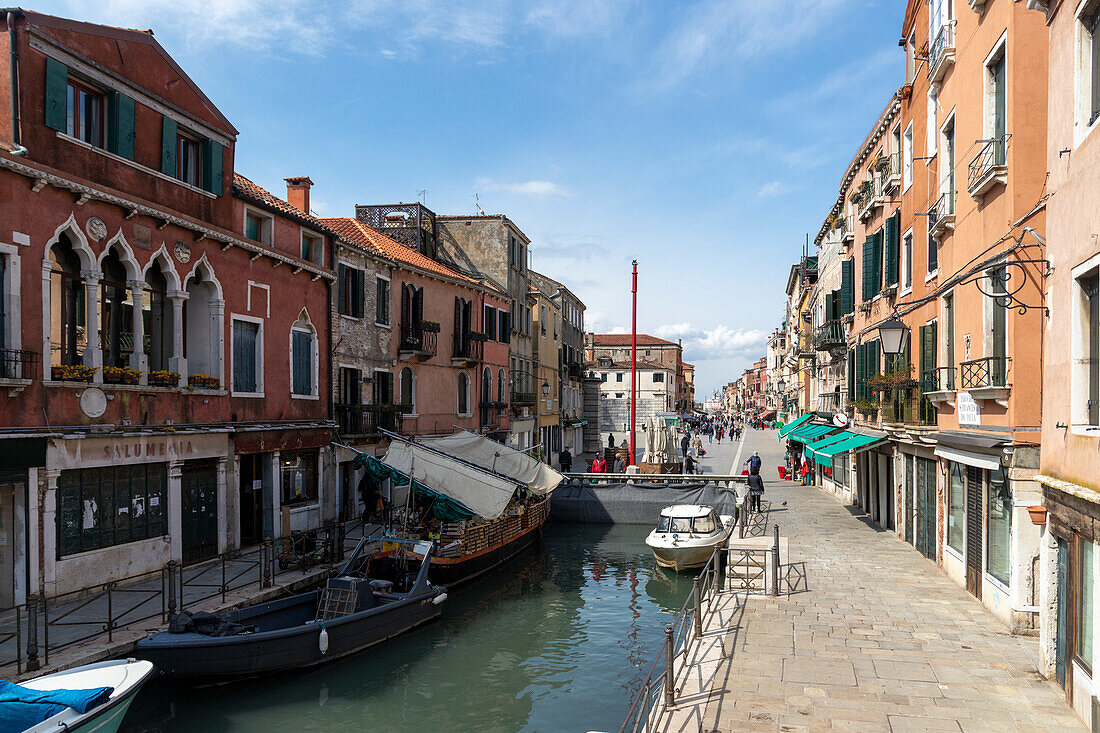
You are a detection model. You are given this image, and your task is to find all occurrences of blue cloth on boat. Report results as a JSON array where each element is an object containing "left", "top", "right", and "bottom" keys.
[{"left": 0, "top": 679, "right": 113, "bottom": 732}]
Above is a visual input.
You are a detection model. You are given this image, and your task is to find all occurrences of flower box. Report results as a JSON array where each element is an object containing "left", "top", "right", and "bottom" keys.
[
  {"left": 468, "top": 331, "right": 489, "bottom": 342},
  {"left": 103, "top": 366, "right": 141, "bottom": 385},
  {"left": 51, "top": 365, "right": 97, "bottom": 383},
  {"left": 148, "top": 370, "right": 180, "bottom": 387},
  {"left": 419, "top": 321, "right": 441, "bottom": 333},
  {"left": 188, "top": 374, "right": 220, "bottom": 390}
]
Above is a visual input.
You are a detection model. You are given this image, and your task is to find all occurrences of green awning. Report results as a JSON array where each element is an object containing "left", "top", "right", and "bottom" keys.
[
  {"left": 787, "top": 424, "right": 838, "bottom": 443},
  {"left": 803, "top": 431, "right": 858, "bottom": 463},
  {"left": 809, "top": 433, "right": 886, "bottom": 466},
  {"left": 568, "top": 420, "right": 588, "bottom": 428},
  {"left": 778, "top": 414, "right": 813, "bottom": 438}
]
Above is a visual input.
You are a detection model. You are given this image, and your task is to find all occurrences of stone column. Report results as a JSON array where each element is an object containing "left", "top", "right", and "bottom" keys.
[
  {"left": 270, "top": 452, "right": 282, "bottom": 539},
  {"left": 167, "top": 461, "right": 183, "bottom": 564},
  {"left": 40, "top": 259, "right": 52, "bottom": 375},
  {"left": 215, "top": 457, "right": 229, "bottom": 554},
  {"left": 127, "top": 280, "right": 148, "bottom": 380},
  {"left": 40, "top": 469, "right": 60, "bottom": 596},
  {"left": 209, "top": 298, "right": 226, "bottom": 389},
  {"left": 80, "top": 272, "right": 103, "bottom": 377},
  {"left": 167, "top": 292, "right": 188, "bottom": 379}
]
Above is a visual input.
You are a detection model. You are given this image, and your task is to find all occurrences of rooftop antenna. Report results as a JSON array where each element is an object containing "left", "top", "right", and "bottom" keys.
[
  {"left": 418, "top": 189, "right": 427, "bottom": 205},
  {"left": 474, "top": 193, "right": 485, "bottom": 215}
]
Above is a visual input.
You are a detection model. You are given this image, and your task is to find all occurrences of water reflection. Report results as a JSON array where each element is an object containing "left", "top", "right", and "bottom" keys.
[{"left": 123, "top": 523, "right": 695, "bottom": 733}]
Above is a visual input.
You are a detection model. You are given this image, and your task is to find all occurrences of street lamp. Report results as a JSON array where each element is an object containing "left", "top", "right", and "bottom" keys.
[
  {"left": 777, "top": 378, "right": 786, "bottom": 393},
  {"left": 541, "top": 381, "right": 551, "bottom": 397},
  {"left": 877, "top": 314, "right": 908, "bottom": 356}
]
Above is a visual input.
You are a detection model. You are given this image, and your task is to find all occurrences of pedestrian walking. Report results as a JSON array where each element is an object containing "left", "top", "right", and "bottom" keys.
[
  {"left": 747, "top": 472, "right": 765, "bottom": 513},
  {"left": 680, "top": 432, "right": 690, "bottom": 460},
  {"left": 684, "top": 454, "right": 697, "bottom": 475},
  {"left": 559, "top": 446, "right": 572, "bottom": 473},
  {"left": 607, "top": 433, "right": 616, "bottom": 449},
  {"left": 746, "top": 451, "right": 762, "bottom": 475},
  {"left": 591, "top": 454, "right": 608, "bottom": 473},
  {"left": 614, "top": 454, "right": 626, "bottom": 473},
  {"left": 707, "top": 426, "right": 712, "bottom": 444},
  {"left": 691, "top": 433, "right": 703, "bottom": 460}
]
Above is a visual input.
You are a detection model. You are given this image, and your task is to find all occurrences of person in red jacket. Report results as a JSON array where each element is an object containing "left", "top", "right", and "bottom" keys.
[{"left": 591, "top": 455, "right": 608, "bottom": 473}]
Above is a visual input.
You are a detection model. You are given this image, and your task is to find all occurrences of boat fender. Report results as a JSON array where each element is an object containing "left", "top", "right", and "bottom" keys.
[
  {"left": 318, "top": 623, "right": 329, "bottom": 655},
  {"left": 432, "top": 592, "right": 448, "bottom": 606}
]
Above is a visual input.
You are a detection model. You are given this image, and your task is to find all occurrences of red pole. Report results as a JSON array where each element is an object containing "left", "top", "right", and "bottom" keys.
[{"left": 630, "top": 260, "right": 638, "bottom": 466}]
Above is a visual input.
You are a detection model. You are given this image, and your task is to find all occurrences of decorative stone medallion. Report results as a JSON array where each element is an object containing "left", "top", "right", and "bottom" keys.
[
  {"left": 85, "top": 216, "right": 107, "bottom": 242},
  {"left": 79, "top": 387, "right": 107, "bottom": 419},
  {"left": 174, "top": 240, "right": 192, "bottom": 263}
]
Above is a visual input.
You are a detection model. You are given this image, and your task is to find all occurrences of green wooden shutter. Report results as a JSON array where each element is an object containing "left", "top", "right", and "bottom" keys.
[
  {"left": 201, "top": 139, "right": 223, "bottom": 195},
  {"left": 44, "top": 57, "right": 68, "bottom": 131},
  {"left": 848, "top": 348, "right": 856, "bottom": 402},
  {"left": 861, "top": 236, "right": 874, "bottom": 300},
  {"left": 337, "top": 264, "right": 347, "bottom": 315},
  {"left": 872, "top": 231, "right": 884, "bottom": 295},
  {"left": 841, "top": 259, "right": 854, "bottom": 314},
  {"left": 107, "top": 92, "right": 135, "bottom": 159},
  {"left": 884, "top": 212, "right": 899, "bottom": 286},
  {"left": 354, "top": 269, "right": 365, "bottom": 318},
  {"left": 161, "top": 116, "right": 178, "bottom": 176},
  {"left": 920, "top": 323, "right": 937, "bottom": 389}
]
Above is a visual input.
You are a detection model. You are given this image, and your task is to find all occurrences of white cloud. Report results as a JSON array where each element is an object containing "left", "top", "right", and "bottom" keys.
[
  {"left": 756, "top": 181, "right": 785, "bottom": 197},
  {"left": 608, "top": 325, "right": 630, "bottom": 335},
  {"left": 475, "top": 177, "right": 573, "bottom": 198},
  {"left": 654, "top": 322, "right": 767, "bottom": 360}
]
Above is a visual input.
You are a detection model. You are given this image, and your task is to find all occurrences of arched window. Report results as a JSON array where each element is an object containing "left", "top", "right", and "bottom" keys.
[
  {"left": 400, "top": 367, "right": 415, "bottom": 410},
  {"left": 49, "top": 234, "right": 85, "bottom": 367},
  {"left": 482, "top": 366, "right": 492, "bottom": 404},
  {"left": 290, "top": 310, "right": 317, "bottom": 397},
  {"left": 144, "top": 261, "right": 171, "bottom": 372},
  {"left": 497, "top": 368, "right": 506, "bottom": 404},
  {"left": 183, "top": 262, "right": 222, "bottom": 383},
  {"left": 458, "top": 372, "right": 469, "bottom": 415},
  {"left": 99, "top": 248, "right": 133, "bottom": 369}
]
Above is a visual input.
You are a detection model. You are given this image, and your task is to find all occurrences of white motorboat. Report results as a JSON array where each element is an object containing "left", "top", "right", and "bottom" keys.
[
  {"left": 14, "top": 658, "right": 154, "bottom": 733},
  {"left": 644, "top": 504, "right": 734, "bottom": 571}
]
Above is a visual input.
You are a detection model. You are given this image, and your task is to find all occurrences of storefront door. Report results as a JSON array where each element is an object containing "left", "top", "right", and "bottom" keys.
[
  {"left": 965, "top": 466, "right": 983, "bottom": 599},
  {"left": 181, "top": 459, "right": 218, "bottom": 564},
  {"left": 0, "top": 481, "right": 16, "bottom": 608},
  {"left": 904, "top": 455, "right": 915, "bottom": 546},
  {"left": 238, "top": 454, "right": 265, "bottom": 547},
  {"left": 916, "top": 458, "right": 937, "bottom": 561}
]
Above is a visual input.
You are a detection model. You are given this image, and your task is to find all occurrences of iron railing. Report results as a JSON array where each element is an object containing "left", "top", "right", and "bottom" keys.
[
  {"left": 398, "top": 323, "right": 438, "bottom": 356},
  {"left": 959, "top": 356, "right": 1008, "bottom": 389},
  {"left": 818, "top": 391, "right": 844, "bottom": 413},
  {"left": 0, "top": 349, "right": 39, "bottom": 380},
  {"left": 452, "top": 333, "right": 483, "bottom": 362},
  {"left": 0, "top": 520, "right": 365, "bottom": 676},
  {"left": 928, "top": 191, "right": 954, "bottom": 232},
  {"left": 814, "top": 320, "right": 846, "bottom": 351},
  {"left": 335, "top": 403, "right": 410, "bottom": 436},
  {"left": 928, "top": 22, "right": 956, "bottom": 79},
  {"left": 880, "top": 393, "right": 937, "bottom": 426},
  {"left": 922, "top": 366, "right": 956, "bottom": 392},
  {"left": 967, "top": 135, "right": 1008, "bottom": 191}
]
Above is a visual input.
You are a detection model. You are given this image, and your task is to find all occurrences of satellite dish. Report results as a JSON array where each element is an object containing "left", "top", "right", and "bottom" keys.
[{"left": 833, "top": 412, "right": 849, "bottom": 427}]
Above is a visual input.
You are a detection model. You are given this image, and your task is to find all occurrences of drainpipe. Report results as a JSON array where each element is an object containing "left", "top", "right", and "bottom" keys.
[{"left": 7, "top": 12, "right": 28, "bottom": 156}]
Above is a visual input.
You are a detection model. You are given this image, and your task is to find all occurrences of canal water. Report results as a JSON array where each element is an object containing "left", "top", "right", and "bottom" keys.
[{"left": 122, "top": 522, "right": 696, "bottom": 733}]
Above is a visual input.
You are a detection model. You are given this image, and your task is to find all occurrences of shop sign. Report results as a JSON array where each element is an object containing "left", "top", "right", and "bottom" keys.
[
  {"left": 49, "top": 433, "right": 229, "bottom": 469},
  {"left": 958, "top": 392, "right": 981, "bottom": 426}
]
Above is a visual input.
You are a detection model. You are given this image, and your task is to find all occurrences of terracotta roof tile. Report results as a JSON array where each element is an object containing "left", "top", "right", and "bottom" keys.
[
  {"left": 591, "top": 333, "right": 679, "bottom": 347},
  {"left": 319, "top": 217, "right": 486, "bottom": 290},
  {"left": 233, "top": 174, "right": 330, "bottom": 231}
]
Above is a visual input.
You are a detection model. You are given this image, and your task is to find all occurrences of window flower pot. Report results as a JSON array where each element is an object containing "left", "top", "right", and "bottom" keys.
[
  {"left": 1027, "top": 505, "right": 1047, "bottom": 526},
  {"left": 188, "top": 374, "right": 220, "bottom": 390},
  {"left": 51, "top": 365, "right": 97, "bottom": 383},
  {"left": 103, "top": 366, "right": 141, "bottom": 385},
  {"left": 148, "top": 370, "right": 180, "bottom": 388}
]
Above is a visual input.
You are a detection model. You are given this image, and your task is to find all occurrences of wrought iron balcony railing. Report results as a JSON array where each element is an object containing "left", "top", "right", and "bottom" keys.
[
  {"left": 967, "top": 135, "right": 1008, "bottom": 194},
  {"left": 335, "top": 403, "right": 410, "bottom": 436},
  {"left": 398, "top": 323, "right": 438, "bottom": 357},
  {"left": 511, "top": 390, "right": 537, "bottom": 406},
  {"left": 928, "top": 22, "right": 956, "bottom": 82},
  {"left": 452, "top": 333, "right": 484, "bottom": 363},
  {"left": 922, "top": 366, "right": 956, "bottom": 393},
  {"left": 0, "top": 348, "right": 40, "bottom": 380},
  {"left": 959, "top": 357, "right": 1007, "bottom": 389},
  {"left": 928, "top": 191, "right": 955, "bottom": 235},
  {"left": 880, "top": 394, "right": 937, "bottom": 426},
  {"left": 818, "top": 391, "right": 844, "bottom": 413},
  {"left": 814, "top": 320, "right": 846, "bottom": 351}
]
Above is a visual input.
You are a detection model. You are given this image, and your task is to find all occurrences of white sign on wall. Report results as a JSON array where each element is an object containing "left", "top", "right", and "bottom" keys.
[{"left": 958, "top": 392, "right": 981, "bottom": 426}]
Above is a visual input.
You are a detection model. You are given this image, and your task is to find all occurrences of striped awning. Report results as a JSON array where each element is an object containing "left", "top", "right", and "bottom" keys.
[{"left": 777, "top": 414, "right": 814, "bottom": 438}]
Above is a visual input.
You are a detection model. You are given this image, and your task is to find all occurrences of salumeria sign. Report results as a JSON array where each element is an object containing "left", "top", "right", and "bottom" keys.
[{"left": 50, "top": 433, "right": 228, "bottom": 469}]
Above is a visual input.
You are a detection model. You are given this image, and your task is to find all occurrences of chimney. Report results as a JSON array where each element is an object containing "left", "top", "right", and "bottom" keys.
[{"left": 284, "top": 176, "right": 314, "bottom": 214}]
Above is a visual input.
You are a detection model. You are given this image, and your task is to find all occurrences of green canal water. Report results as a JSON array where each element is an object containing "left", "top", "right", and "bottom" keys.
[{"left": 122, "top": 522, "right": 696, "bottom": 733}]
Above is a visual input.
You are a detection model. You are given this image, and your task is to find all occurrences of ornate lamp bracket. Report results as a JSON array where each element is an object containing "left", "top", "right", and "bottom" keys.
[{"left": 967, "top": 258, "right": 1051, "bottom": 316}]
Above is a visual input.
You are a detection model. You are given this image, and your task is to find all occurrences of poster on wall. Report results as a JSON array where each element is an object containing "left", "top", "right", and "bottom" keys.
[{"left": 957, "top": 392, "right": 981, "bottom": 426}]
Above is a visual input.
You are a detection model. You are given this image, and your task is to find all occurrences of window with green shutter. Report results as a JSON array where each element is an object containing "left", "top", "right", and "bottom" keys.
[
  {"left": 107, "top": 92, "right": 135, "bottom": 160},
  {"left": 871, "top": 230, "right": 883, "bottom": 295},
  {"left": 861, "top": 236, "right": 875, "bottom": 301},
  {"left": 841, "top": 259, "right": 854, "bottom": 314},
  {"left": 884, "top": 211, "right": 900, "bottom": 286},
  {"left": 160, "top": 116, "right": 177, "bottom": 176},
  {"left": 202, "top": 139, "right": 223, "bottom": 195},
  {"left": 44, "top": 57, "right": 68, "bottom": 131},
  {"left": 291, "top": 329, "right": 314, "bottom": 396}
]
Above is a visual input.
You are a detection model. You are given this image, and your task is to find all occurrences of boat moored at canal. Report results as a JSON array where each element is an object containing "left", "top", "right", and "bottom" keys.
[
  {"left": 645, "top": 505, "right": 734, "bottom": 571},
  {"left": 14, "top": 658, "right": 154, "bottom": 733}
]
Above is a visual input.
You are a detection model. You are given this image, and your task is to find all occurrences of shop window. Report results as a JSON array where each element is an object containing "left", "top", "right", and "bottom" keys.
[
  {"left": 58, "top": 463, "right": 168, "bottom": 556},
  {"left": 986, "top": 466, "right": 1011, "bottom": 585},
  {"left": 49, "top": 235, "right": 86, "bottom": 367},
  {"left": 232, "top": 318, "right": 261, "bottom": 394},
  {"left": 948, "top": 462, "right": 965, "bottom": 553},
  {"left": 280, "top": 451, "right": 318, "bottom": 505},
  {"left": 1078, "top": 536, "right": 1095, "bottom": 671}
]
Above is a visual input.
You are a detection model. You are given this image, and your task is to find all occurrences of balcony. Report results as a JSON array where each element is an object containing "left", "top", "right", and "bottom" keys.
[
  {"left": 817, "top": 391, "right": 845, "bottom": 413},
  {"left": 928, "top": 22, "right": 956, "bottom": 89},
  {"left": 880, "top": 393, "right": 937, "bottom": 427},
  {"left": 842, "top": 214, "right": 855, "bottom": 244},
  {"left": 856, "top": 179, "right": 878, "bottom": 221},
  {"left": 797, "top": 334, "right": 816, "bottom": 359},
  {"left": 398, "top": 323, "right": 438, "bottom": 362},
  {"left": 814, "top": 320, "right": 847, "bottom": 353},
  {"left": 880, "top": 151, "right": 902, "bottom": 192},
  {"left": 335, "top": 403, "right": 410, "bottom": 437},
  {"left": 480, "top": 401, "right": 507, "bottom": 430},
  {"left": 921, "top": 366, "right": 956, "bottom": 406},
  {"left": 355, "top": 202, "right": 438, "bottom": 258},
  {"left": 928, "top": 191, "right": 955, "bottom": 240},
  {"left": 967, "top": 136, "right": 1008, "bottom": 200},
  {"left": 959, "top": 356, "right": 1010, "bottom": 405},
  {"left": 451, "top": 333, "right": 484, "bottom": 367},
  {"left": 0, "top": 348, "right": 39, "bottom": 390}
]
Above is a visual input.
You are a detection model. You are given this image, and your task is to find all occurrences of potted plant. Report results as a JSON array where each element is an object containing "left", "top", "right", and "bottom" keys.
[
  {"left": 188, "top": 373, "right": 219, "bottom": 390},
  {"left": 468, "top": 331, "right": 489, "bottom": 342},
  {"left": 419, "top": 321, "right": 441, "bottom": 333},
  {"left": 148, "top": 370, "right": 180, "bottom": 387},
  {"left": 102, "top": 366, "right": 141, "bottom": 385},
  {"left": 51, "top": 364, "right": 97, "bottom": 383},
  {"left": 1027, "top": 505, "right": 1047, "bottom": 526}
]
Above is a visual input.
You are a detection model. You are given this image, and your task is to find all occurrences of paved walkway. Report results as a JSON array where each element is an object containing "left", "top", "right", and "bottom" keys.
[{"left": 660, "top": 427, "right": 1082, "bottom": 732}]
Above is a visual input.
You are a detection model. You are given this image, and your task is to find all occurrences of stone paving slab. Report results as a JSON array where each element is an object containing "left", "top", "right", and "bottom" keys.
[{"left": 655, "top": 428, "right": 1084, "bottom": 733}]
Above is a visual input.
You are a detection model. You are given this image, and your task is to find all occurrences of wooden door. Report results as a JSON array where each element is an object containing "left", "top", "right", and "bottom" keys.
[
  {"left": 916, "top": 458, "right": 937, "bottom": 561},
  {"left": 965, "top": 466, "right": 983, "bottom": 599},
  {"left": 904, "top": 455, "right": 915, "bottom": 546},
  {"left": 181, "top": 459, "right": 218, "bottom": 564},
  {"left": 0, "top": 484, "right": 14, "bottom": 608},
  {"left": 238, "top": 454, "right": 263, "bottom": 547}
]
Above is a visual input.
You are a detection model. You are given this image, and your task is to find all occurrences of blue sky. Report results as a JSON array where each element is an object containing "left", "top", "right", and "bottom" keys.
[{"left": 38, "top": 0, "right": 904, "bottom": 398}]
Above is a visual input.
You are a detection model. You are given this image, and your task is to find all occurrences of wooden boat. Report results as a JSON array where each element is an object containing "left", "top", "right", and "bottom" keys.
[
  {"left": 134, "top": 539, "right": 447, "bottom": 678},
  {"left": 644, "top": 505, "right": 734, "bottom": 571},
  {"left": 17, "top": 658, "right": 154, "bottom": 733}
]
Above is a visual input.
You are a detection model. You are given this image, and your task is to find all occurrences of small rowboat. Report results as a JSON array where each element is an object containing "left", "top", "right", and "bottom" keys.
[
  {"left": 644, "top": 504, "right": 734, "bottom": 571},
  {"left": 16, "top": 658, "right": 154, "bottom": 733}
]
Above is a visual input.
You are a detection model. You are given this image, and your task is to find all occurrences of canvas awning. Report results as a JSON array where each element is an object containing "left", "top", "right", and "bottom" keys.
[
  {"left": 802, "top": 432, "right": 854, "bottom": 463},
  {"left": 933, "top": 445, "right": 1000, "bottom": 471},
  {"left": 806, "top": 431, "right": 887, "bottom": 466},
  {"left": 778, "top": 414, "right": 814, "bottom": 438},
  {"left": 787, "top": 423, "right": 839, "bottom": 443},
  {"left": 417, "top": 431, "right": 563, "bottom": 496},
  {"left": 383, "top": 440, "right": 521, "bottom": 520}
]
